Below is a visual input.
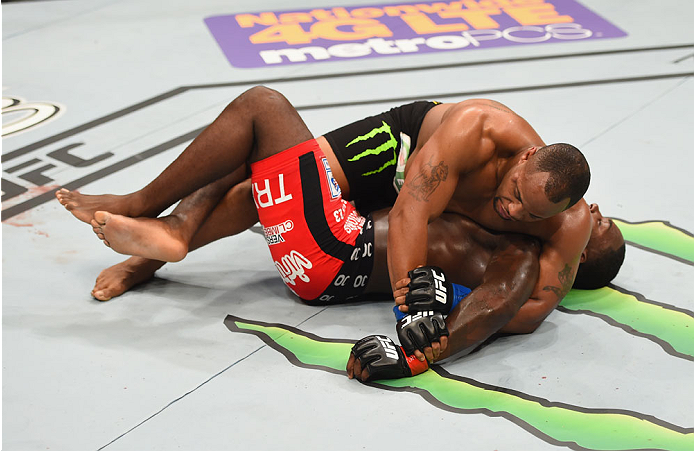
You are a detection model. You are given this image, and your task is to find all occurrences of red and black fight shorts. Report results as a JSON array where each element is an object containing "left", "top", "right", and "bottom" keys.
[{"left": 250, "top": 139, "right": 375, "bottom": 303}]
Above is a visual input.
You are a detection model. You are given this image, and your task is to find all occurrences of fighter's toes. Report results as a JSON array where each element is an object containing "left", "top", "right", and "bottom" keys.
[
  {"left": 93, "top": 210, "right": 111, "bottom": 226},
  {"left": 91, "top": 219, "right": 106, "bottom": 242},
  {"left": 55, "top": 189, "right": 73, "bottom": 207},
  {"left": 92, "top": 288, "right": 115, "bottom": 302}
]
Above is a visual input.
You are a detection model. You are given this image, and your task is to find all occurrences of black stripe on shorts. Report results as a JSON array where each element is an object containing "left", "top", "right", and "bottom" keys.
[{"left": 298, "top": 152, "right": 353, "bottom": 262}]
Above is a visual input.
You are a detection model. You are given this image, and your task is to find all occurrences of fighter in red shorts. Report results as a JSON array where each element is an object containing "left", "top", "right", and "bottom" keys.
[
  {"left": 250, "top": 139, "right": 374, "bottom": 302},
  {"left": 56, "top": 86, "right": 625, "bottom": 380}
]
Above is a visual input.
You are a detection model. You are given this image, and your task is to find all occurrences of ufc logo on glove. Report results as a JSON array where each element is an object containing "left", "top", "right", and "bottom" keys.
[{"left": 433, "top": 269, "right": 448, "bottom": 305}]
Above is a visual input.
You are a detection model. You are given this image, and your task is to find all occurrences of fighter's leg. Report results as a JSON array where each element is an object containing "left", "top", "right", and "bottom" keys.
[
  {"left": 91, "top": 180, "right": 258, "bottom": 300},
  {"left": 92, "top": 257, "right": 165, "bottom": 301},
  {"left": 187, "top": 179, "right": 258, "bottom": 250},
  {"left": 57, "top": 86, "right": 313, "bottom": 224},
  {"left": 92, "top": 166, "right": 247, "bottom": 261}
]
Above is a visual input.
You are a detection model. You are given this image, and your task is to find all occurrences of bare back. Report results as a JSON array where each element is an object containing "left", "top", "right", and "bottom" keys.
[
  {"left": 404, "top": 99, "right": 590, "bottom": 245},
  {"left": 405, "top": 100, "right": 545, "bottom": 230},
  {"left": 388, "top": 99, "right": 592, "bottom": 329}
]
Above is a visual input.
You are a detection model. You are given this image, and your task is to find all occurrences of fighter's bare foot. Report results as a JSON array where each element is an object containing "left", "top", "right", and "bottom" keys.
[
  {"left": 92, "top": 257, "right": 165, "bottom": 301},
  {"left": 55, "top": 188, "right": 136, "bottom": 225},
  {"left": 92, "top": 211, "right": 188, "bottom": 262}
]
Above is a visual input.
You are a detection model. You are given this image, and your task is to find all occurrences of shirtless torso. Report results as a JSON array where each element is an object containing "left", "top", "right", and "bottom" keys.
[
  {"left": 55, "top": 87, "right": 594, "bottom": 334},
  {"left": 319, "top": 99, "right": 592, "bottom": 329},
  {"left": 366, "top": 208, "right": 541, "bottom": 360}
]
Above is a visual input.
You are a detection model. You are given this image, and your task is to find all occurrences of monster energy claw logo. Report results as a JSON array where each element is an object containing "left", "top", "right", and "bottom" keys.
[
  {"left": 223, "top": 220, "right": 694, "bottom": 451},
  {"left": 225, "top": 315, "right": 694, "bottom": 451},
  {"left": 346, "top": 121, "right": 398, "bottom": 177}
]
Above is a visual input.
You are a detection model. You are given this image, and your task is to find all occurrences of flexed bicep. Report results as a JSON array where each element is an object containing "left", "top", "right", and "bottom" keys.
[
  {"left": 404, "top": 154, "right": 452, "bottom": 205},
  {"left": 397, "top": 110, "right": 478, "bottom": 219},
  {"left": 501, "top": 243, "right": 582, "bottom": 334},
  {"left": 387, "top": 103, "right": 489, "bottom": 289}
]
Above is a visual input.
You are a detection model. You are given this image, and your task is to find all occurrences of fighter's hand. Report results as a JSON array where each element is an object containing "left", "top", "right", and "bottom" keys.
[
  {"left": 346, "top": 352, "right": 370, "bottom": 381},
  {"left": 397, "top": 311, "right": 449, "bottom": 362},
  {"left": 393, "top": 276, "right": 411, "bottom": 314},
  {"left": 405, "top": 266, "right": 454, "bottom": 314},
  {"left": 411, "top": 336, "right": 449, "bottom": 362},
  {"left": 347, "top": 335, "right": 428, "bottom": 382}
]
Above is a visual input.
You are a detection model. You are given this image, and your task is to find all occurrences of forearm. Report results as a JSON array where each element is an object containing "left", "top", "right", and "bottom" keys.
[
  {"left": 501, "top": 254, "right": 583, "bottom": 334},
  {"left": 498, "top": 298, "right": 550, "bottom": 334},
  {"left": 437, "top": 287, "right": 521, "bottom": 360},
  {"left": 387, "top": 208, "right": 427, "bottom": 291},
  {"left": 436, "top": 238, "right": 540, "bottom": 361}
]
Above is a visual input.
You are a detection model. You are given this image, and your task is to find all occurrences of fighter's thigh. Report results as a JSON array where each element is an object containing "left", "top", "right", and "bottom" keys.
[{"left": 237, "top": 86, "right": 314, "bottom": 159}]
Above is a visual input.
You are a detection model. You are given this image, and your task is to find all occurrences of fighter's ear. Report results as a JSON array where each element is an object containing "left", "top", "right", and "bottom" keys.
[
  {"left": 580, "top": 248, "right": 587, "bottom": 263},
  {"left": 519, "top": 146, "right": 539, "bottom": 163}
]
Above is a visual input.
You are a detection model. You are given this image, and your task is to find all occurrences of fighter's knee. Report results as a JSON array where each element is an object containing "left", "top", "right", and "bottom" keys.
[
  {"left": 225, "top": 86, "right": 292, "bottom": 121},
  {"left": 237, "top": 86, "right": 287, "bottom": 109}
]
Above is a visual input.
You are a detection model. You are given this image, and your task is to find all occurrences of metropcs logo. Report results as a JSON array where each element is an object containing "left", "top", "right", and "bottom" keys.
[{"left": 205, "top": 0, "right": 627, "bottom": 68}]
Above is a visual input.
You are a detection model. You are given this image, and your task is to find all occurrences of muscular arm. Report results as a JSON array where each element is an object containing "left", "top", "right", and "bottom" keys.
[
  {"left": 387, "top": 100, "right": 545, "bottom": 292},
  {"left": 500, "top": 209, "right": 591, "bottom": 334},
  {"left": 435, "top": 235, "right": 540, "bottom": 361},
  {"left": 387, "top": 106, "right": 488, "bottom": 291}
]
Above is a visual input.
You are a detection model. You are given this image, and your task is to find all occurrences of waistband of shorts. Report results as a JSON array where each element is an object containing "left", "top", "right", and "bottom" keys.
[{"left": 250, "top": 139, "right": 321, "bottom": 177}]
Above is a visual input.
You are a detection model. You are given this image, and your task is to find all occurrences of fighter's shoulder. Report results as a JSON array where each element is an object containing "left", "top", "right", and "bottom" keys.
[
  {"left": 548, "top": 200, "right": 592, "bottom": 243},
  {"left": 443, "top": 99, "right": 519, "bottom": 119},
  {"left": 442, "top": 100, "right": 529, "bottom": 145}
]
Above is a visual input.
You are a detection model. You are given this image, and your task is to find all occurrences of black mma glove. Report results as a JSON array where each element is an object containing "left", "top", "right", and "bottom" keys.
[
  {"left": 405, "top": 266, "right": 454, "bottom": 314},
  {"left": 396, "top": 310, "right": 449, "bottom": 356},
  {"left": 351, "top": 335, "right": 428, "bottom": 381}
]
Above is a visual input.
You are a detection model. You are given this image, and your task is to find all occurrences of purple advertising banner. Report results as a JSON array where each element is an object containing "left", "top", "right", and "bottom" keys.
[{"left": 205, "top": 0, "right": 627, "bottom": 68}]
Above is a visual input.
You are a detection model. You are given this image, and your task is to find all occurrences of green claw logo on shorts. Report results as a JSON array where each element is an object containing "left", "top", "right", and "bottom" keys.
[
  {"left": 225, "top": 218, "right": 694, "bottom": 450},
  {"left": 346, "top": 121, "right": 399, "bottom": 176}
]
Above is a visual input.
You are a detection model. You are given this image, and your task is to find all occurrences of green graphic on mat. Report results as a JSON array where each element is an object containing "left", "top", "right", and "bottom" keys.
[
  {"left": 558, "top": 219, "right": 694, "bottom": 360},
  {"left": 225, "top": 315, "right": 694, "bottom": 451},
  {"left": 613, "top": 219, "right": 694, "bottom": 264},
  {"left": 560, "top": 287, "right": 694, "bottom": 360}
]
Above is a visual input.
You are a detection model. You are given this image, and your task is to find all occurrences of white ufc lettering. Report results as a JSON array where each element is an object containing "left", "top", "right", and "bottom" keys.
[
  {"left": 253, "top": 173, "right": 293, "bottom": 208},
  {"left": 376, "top": 336, "right": 399, "bottom": 360},
  {"left": 274, "top": 250, "right": 312, "bottom": 286},
  {"left": 400, "top": 310, "right": 434, "bottom": 326},
  {"left": 362, "top": 242, "right": 372, "bottom": 258},
  {"left": 351, "top": 248, "right": 361, "bottom": 261},
  {"left": 433, "top": 270, "right": 447, "bottom": 304}
]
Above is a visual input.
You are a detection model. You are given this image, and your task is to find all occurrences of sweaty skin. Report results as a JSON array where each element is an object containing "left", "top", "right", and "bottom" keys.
[
  {"left": 314, "top": 101, "right": 591, "bottom": 334},
  {"left": 88, "top": 174, "right": 624, "bottom": 372},
  {"left": 377, "top": 100, "right": 591, "bottom": 333},
  {"left": 87, "top": 176, "right": 616, "bottom": 379},
  {"left": 85, "top": 179, "right": 541, "bottom": 366},
  {"left": 55, "top": 89, "right": 599, "bottom": 352}
]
